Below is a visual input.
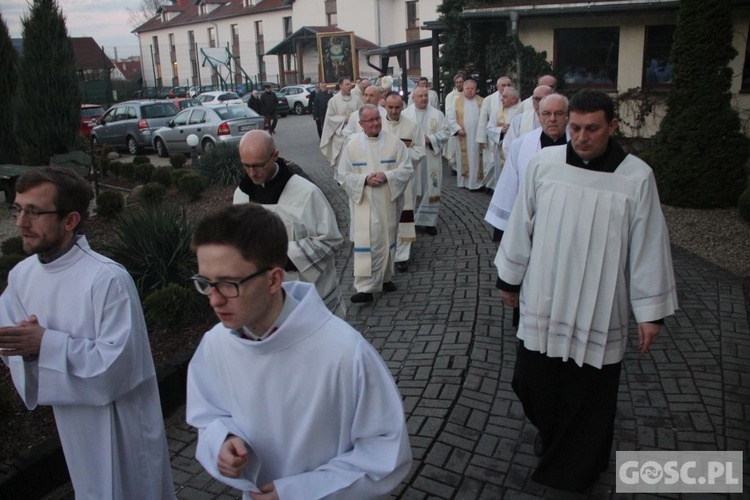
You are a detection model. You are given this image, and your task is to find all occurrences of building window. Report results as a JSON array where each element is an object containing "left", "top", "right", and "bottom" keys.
[
  {"left": 409, "top": 48, "right": 420, "bottom": 69},
  {"left": 406, "top": 1, "right": 419, "bottom": 29},
  {"left": 208, "top": 27, "right": 216, "bottom": 48},
  {"left": 255, "top": 21, "right": 265, "bottom": 80},
  {"left": 643, "top": 25, "right": 675, "bottom": 87},
  {"left": 283, "top": 17, "right": 293, "bottom": 38},
  {"left": 742, "top": 25, "right": 750, "bottom": 92},
  {"left": 556, "top": 27, "right": 619, "bottom": 88},
  {"left": 231, "top": 24, "right": 240, "bottom": 50}
]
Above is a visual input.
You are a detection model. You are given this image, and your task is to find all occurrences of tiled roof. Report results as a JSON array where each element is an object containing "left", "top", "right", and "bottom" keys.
[{"left": 71, "top": 37, "right": 115, "bottom": 71}]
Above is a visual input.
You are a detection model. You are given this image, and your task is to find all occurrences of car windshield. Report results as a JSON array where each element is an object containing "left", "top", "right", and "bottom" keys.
[
  {"left": 142, "top": 103, "right": 179, "bottom": 118},
  {"left": 81, "top": 107, "right": 105, "bottom": 118},
  {"left": 215, "top": 106, "right": 258, "bottom": 119}
]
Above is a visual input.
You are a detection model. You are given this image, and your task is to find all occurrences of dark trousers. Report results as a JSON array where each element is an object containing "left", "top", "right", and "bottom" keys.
[
  {"left": 315, "top": 118, "right": 323, "bottom": 138},
  {"left": 265, "top": 114, "right": 278, "bottom": 133},
  {"left": 512, "top": 341, "right": 621, "bottom": 492}
]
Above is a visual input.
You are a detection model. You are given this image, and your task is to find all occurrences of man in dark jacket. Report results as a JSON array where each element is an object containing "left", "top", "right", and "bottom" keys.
[
  {"left": 312, "top": 82, "right": 332, "bottom": 138},
  {"left": 247, "top": 90, "right": 261, "bottom": 114},
  {"left": 260, "top": 84, "right": 279, "bottom": 134}
]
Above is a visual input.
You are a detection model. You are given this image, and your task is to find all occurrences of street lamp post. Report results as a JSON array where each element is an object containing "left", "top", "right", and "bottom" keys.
[{"left": 187, "top": 134, "right": 200, "bottom": 167}]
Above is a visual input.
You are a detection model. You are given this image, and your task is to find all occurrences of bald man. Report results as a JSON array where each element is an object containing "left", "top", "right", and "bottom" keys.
[
  {"left": 517, "top": 74, "right": 558, "bottom": 114},
  {"left": 343, "top": 84, "right": 385, "bottom": 136},
  {"left": 503, "top": 84, "right": 554, "bottom": 158},
  {"left": 234, "top": 130, "right": 346, "bottom": 317},
  {"left": 447, "top": 79, "right": 484, "bottom": 190}
]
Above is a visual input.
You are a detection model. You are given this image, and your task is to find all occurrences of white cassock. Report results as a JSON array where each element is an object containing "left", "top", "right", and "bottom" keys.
[
  {"left": 402, "top": 104, "right": 450, "bottom": 228},
  {"left": 477, "top": 93, "right": 521, "bottom": 190},
  {"left": 382, "top": 115, "right": 425, "bottom": 263},
  {"left": 407, "top": 89, "right": 439, "bottom": 109},
  {"left": 338, "top": 131, "right": 413, "bottom": 293},
  {"left": 448, "top": 95, "right": 484, "bottom": 190},
  {"left": 319, "top": 92, "right": 363, "bottom": 168},
  {"left": 0, "top": 237, "right": 175, "bottom": 500},
  {"left": 485, "top": 127, "right": 568, "bottom": 231},
  {"left": 233, "top": 175, "right": 345, "bottom": 318},
  {"left": 443, "top": 88, "right": 462, "bottom": 168},
  {"left": 503, "top": 108, "right": 540, "bottom": 158},
  {"left": 187, "top": 282, "right": 413, "bottom": 499},
  {"left": 495, "top": 146, "right": 678, "bottom": 369}
]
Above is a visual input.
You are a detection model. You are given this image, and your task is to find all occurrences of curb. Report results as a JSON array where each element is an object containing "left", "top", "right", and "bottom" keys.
[{"left": 0, "top": 346, "right": 195, "bottom": 500}]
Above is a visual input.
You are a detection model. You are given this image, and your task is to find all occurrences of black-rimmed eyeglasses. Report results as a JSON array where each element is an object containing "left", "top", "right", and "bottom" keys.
[
  {"left": 191, "top": 267, "right": 272, "bottom": 298},
  {"left": 12, "top": 206, "right": 67, "bottom": 220}
]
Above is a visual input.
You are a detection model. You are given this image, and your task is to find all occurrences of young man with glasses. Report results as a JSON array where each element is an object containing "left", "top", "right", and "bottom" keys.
[
  {"left": 186, "top": 203, "right": 412, "bottom": 498},
  {"left": 233, "top": 130, "right": 345, "bottom": 317},
  {"left": 0, "top": 167, "right": 175, "bottom": 498}
]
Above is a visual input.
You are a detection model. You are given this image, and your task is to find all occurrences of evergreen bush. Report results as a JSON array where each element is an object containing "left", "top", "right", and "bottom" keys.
[
  {"left": 139, "top": 182, "right": 166, "bottom": 206},
  {"left": 134, "top": 162, "right": 154, "bottom": 183},
  {"left": 648, "top": 0, "right": 750, "bottom": 207},
  {"left": 99, "top": 206, "right": 196, "bottom": 296},
  {"left": 95, "top": 190, "right": 124, "bottom": 219},
  {"left": 169, "top": 154, "right": 188, "bottom": 169},
  {"left": 171, "top": 168, "right": 189, "bottom": 185},
  {"left": 109, "top": 160, "right": 123, "bottom": 177},
  {"left": 739, "top": 187, "right": 750, "bottom": 224},
  {"left": 197, "top": 142, "right": 243, "bottom": 186},
  {"left": 1, "top": 236, "right": 24, "bottom": 256},
  {"left": 0, "top": 14, "right": 19, "bottom": 165},
  {"left": 178, "top": 172, "right": 207, "bottom": 200},
  {"left": 132, "top": 155, "right": 150, "bottom": 165},
  {"left": 151, "top": 167, "right": 173, "bottom": 187},
  {"left": 143, "top": 283, "right": 195, "bottom": 334},
  {"left": 120, "top": 162, "right": 135, "bottom": 179}
]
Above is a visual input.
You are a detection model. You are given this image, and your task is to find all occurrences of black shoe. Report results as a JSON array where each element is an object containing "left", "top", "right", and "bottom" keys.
[
  {"left": 396, "top": 261, "right": 408, "bottom": 272},
  {"left": 351, "top": 292, "right": 373, "bottom": 303},
  {"left": 451, "top": 170, "right": 457, "bottom": 176},
  {"left": 492, "top": 228, "right": 502, "bottom": 242},
  {"left": 382, "top": 282, "right": 397, "bottom": 292},
  {"left": 533, "top": 432, "right": 545, "bottom": 457},
  {"left": 425, "top": 226, "right": 437, "bottom": 236}
]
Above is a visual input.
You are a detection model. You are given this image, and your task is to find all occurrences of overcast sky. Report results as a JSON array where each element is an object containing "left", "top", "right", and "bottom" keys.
[{"left": 2, "top": 0, "right": 143, "bottom": 57}]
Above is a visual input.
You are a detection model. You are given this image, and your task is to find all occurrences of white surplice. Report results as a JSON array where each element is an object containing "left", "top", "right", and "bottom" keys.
[
  {"left": 233, "top": 175, "right": 345, "bottom": 317},
  {"left": 402, "top": 104, "right": 450, "bottom": 228},
  {"left": 0, "top": 237, "right": 174, "bottom": 500},
  {"left": 448, "top": 96, "right": 483, "bottom": 190},
  {"left": 186, "top": 282, "right": 412, "bottom": 499},
  {"left": 485, "top": 127, "right": 568, "bottom": 231},
  {"left": 443, "top": 88, "right": 462, "bottom": 168},
  {"left": 338, "top": 131, "right": 413, "bottom": 293},
  {"left": 383, "top": 115, "right": 425, "bottom": 263},
  {"left": 319, "top": 92, "right": 363, "bottom": 168},
  {"left": 495, "top": 146, "right": 678, "bottom": 369},
  {"left": 502, "top": 108, "right": 540, "bottom": 158}
]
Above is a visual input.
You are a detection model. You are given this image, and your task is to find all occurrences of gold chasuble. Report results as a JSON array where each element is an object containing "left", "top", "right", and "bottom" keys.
[{"left": 455, "top": 94, "right": 484, "bottom": 180}]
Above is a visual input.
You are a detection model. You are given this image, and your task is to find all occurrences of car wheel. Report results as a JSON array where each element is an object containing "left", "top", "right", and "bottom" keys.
[
  {"left": 126, "top": 136, "right": 141, "bottom": 155},
  {"left": 202, "top": 139, "right": 215, "bottom": 152},
  {"left": 155, "top": 138, "right": 168, "bottom": 158},
  {"left": 293, "top": 102, "right": 304, "bottom": 115}
]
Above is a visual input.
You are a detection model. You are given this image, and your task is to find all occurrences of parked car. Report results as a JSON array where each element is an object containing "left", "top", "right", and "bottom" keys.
[
  {"left": 390, "top": 77, "right": 418, "bottom": 97},
  {"left": 249, "top": 81, "right": 280, "bottom": 92},
  {"left": 90, "top": 100, "right": 180, "bottom": 155},
  {"left": 152, "top": 105, "right": 264, "bottom": 157},
  {"left": 279, "top": 85, "right": 315, "bottom": 115},
  {"left": 195, "top": 91, "right": 244, "bottom": 106},
  {"left": 133, "top": 88, "right": 159, "bottom": 99},
  {"left": 188, "top": 85, "right": 216, "bottom": 97},
  {"left": 80, "top": 104, "right": 105, "bottom": 137},
  {"left": 171, "top": 98, "right": 201, "bottom": 110},
  {"left": 168, "top": 86, "right": 189, "bottom": 98}
]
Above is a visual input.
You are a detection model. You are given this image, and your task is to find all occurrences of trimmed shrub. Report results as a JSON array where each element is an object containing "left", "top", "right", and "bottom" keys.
[
  {"left": 139, "top": 182, "right": 166, "bottom": 206},
  {"left": 151, "top": 167, "right": 173, "bottom": 187},
  {"left": 1, "top": 236, "right": 24, "bottom": 256},
  {"left": 109, "top": 160, "right": 123, "bottom": 177},
  {"left": 0, "top": 254, "right": 24, "bottom": 281},
  {"left": 197, "top": 142, "right": 243, "bottom": 186},
  {"left": 178, "top": 172, "right": 207, "bottom": 200},
  {"left": 134, "top": 162, "right": 154, "bottom": 183},
  {"left": 99, "top": 206, "right": 196, "bottom": 296},
  {"left": 132, "top": 155, "right": 150, "bottom": 165},
  {"left": 96, "top": 190, "right": 125, "bottom": 219},
  {"left": 171, "top": 168, "right": 189, "bottom": 185},
  {"left": 170, "top": 153, "right": 188, "bottom": 169},
  {"left": 143, "top": 283, "right": 194, "bottom": 334},
  {"left": 120, "top": 162, "right": 135, "bottom": 179},
  {"left": 739, "top": 187, "right": 750, "bottom": 224}
]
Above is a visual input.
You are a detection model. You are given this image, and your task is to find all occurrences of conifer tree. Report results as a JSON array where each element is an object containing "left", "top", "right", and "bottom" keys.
[
  {"left": 15, "top": 0, "right": 80, "bottom": 165},
  {"left": 0, "top": 14, "right": 19, "bottom": 164},
  {"left": 649, "top": 0, "right": 749, "bottom": 207}
]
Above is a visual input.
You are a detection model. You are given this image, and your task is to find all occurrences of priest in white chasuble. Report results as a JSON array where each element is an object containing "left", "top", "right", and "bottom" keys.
[
  {"left": 338, "top": 104, "right": 414, "bottom": 304},
  {"left": 447, "top": 79, "right": 484, "bottom": 190},
  {"left": 319, "top": 76, "right": 362, "bottom": 170}
]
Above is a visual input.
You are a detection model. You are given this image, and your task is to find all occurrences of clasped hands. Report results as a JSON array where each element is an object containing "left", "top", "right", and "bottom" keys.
[
  {"left": 365, "top": 172, "right": 388, "bottom": 187},
  {"left": 219, "top": 435, "right": 279, "bottom": 500},
  {"left": 0, "top": 315, "right": 45, "bottom": 357}
]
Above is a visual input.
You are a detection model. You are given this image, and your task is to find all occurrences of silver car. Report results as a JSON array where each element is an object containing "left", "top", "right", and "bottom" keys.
[{"left": 152, "top": 105, "right": 264, "bottom": 157}]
